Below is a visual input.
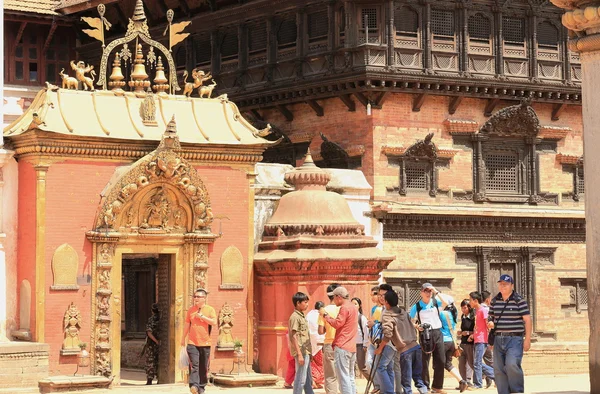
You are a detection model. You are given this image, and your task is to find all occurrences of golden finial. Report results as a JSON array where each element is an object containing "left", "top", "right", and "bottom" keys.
[
  {"left": 158, "top": 115, "right": 181, "bottom": 150},
  {"left": 153, "top": 56, "right": 169, "bottom": 96},
  {"left": 132, "top": 0, "right": 147, "bottom": 22},
  {"left": 129, "top": 43, "right": 150, "bottom": 96},
  {"left": 108, "top": 53, "right": 125, "bottom": 93},
  {"left": 166, "top": 115, "right": 177, "bottom": 135}
]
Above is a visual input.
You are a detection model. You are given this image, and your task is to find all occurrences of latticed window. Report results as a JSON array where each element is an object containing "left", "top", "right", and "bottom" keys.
[
  {"left": 339, "top": 6, "right": 346, "bottom": 34},
  {"left": 360, "top": 7, "right": 379, "bottom": 43},
  {"left": 578, "top": 168, "right": 585, "bottom": 195},
  {"left": 195, "top": 35, "right": 211, "bottom": 66},
  {"left": 561, "top": 279, "right": 588, "bottom": 314},
  {"left": 503, "top": 17, "right": 525, "bottom": 45},
  {"left": 220, "top": 30, "right": 238, "bottom": 61},
  {"left": 484, "top": 153, "right": 519, "bottom": 193},
  {"left": 406, "top": 163, "right": 428, "bottom": 190},
  {"left": 395, "top": 7, "right": 418, "bottom": 38},
  {"left": 277, "top": 17, "right": 297, "bottom": 49},
  {"left": 390, "top": 280, "right": 452, "bottom": 310},
  {"left": 468, "top": 14, "right": 491, "bottom": 43},
  {"left": 537, "top": 21, "right": 559, "bottom": 50},
  {"left": 431, "top": 9, "right": 455, "bottom": 40},
  {"left": 308, "top": 10, "right": 328, "bottom": 43},
  {"left": 248, "top": 22, "right": 267, "bottom": 54}
]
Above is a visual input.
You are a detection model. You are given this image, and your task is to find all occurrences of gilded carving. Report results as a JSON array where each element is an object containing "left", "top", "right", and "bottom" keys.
[
  {"left": 97, "top": 269, "right": 111, "bottom": 295},
  {"left": 195, "top": 244, "right": 208, "bottom": 267},
  {"left": 96, "top": 351, "right": 111, "bottom": 377},
  {"left": 199, "top": 79, "right": 217, "bottom": 98},
  {"left": 96, "top": 323, "right": 110, "bottom": 350},
  {"left": 97, "top": 295, "right": 111, "bottom": 321},
  {"left": 98, "top": 243, "right": 114, "bottom": 265},
  {"left": 51, "top": 244, "right": 79, "bottom": 290},
  {"left": 95, "top": 117, "right": 213, "bottom": 233},
  {"left": 62, "top": 302, "right": 82, "bottom": 353},
  {"left": 70, "top": 60, "right": 96, "bottom": 91},
  {"left": 182, "top": 69, "right": 213, "bottom": 97},
  {"left": 140, "top": 92, "right": 157, "bottom": 126},
  {"left": 217, "top": 302, "right": 235, "bottom": 348},
  {"left": 59, "top": 68, "right": 78, "bottom": 90},
  {"left": 195, "top": 269, "right": 207, "bottom": 290}
]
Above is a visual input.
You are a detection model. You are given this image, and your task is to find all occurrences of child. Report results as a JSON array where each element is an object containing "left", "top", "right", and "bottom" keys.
[
  {"left": 379, "top": 290, "right": 428, "bottom": 394},
  {"left": 289, "top": 292, "right": 315, "bottom": 394}
]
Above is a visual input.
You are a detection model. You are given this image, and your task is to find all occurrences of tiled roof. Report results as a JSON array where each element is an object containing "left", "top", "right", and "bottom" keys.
[{"left": 4, "top": 0, "right": 61, "bottom": 15}]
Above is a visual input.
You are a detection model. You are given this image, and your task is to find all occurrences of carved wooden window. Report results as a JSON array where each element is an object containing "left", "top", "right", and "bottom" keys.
[
  {"left": 537, "top": 21, "right": 559, "bottom": 51},
  {"left": 45, "top": 28, "right": 71, "bottom": 85},
  {"left": 339, "top": 6, "right": 346, "bottom": 44},
  {"left": 277, "top": 17, "right": 297, "bottom": 50},
  {"left": 431, "top": 9, "right": 455, "bottom": 41},
  {"left": 502, "top": 17, "right": 525, "bottom": 46},
  {"left": 577, "top": 167, "right": 585, "bottom": 195},
  {"left": 220, "top": 29, "right": 239, "bottom": 61},
  {"left": 248, "top": 22, "right": 267, "bottom": 55},
  {"left": 405, "top": 162, "right": 429, "bottom": 190},
  {"left": 468, "top": 14, "right": 491, "bottom": 44},
  {"left": 560, "top": 278, "right": 588, "bottom": 314},
  {"left": 387, "top": 279, "right": 453, "bottom": 311},
  {"left": 195, "top": 34, "right": 211, "bottom": 66},
  {"left": 395, "top": 6, "right": 419, "bottom": 38},
  {"left": 360, "top": 7, "right": 380, "bottom": 44},
  {"left": 484, "top": 151, "right": 519, "bottom": 193},
  {"left": 308, "top": 10, "right": 328, "bottom": 43}
]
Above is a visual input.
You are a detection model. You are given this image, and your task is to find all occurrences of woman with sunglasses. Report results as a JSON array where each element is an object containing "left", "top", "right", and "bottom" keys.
[{"left": 181, "top": 288, "right": 217, "bottom": 394}]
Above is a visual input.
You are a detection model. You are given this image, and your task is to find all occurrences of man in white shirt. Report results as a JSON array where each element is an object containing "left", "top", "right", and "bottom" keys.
[{"left": 409, "top": 283, "right": 451, "bottom": 394}]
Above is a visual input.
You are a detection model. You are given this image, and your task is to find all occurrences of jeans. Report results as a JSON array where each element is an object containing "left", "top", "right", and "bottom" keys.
[
  {"left": 399, "top": 346, "right": 428, "bottom": 394},
  {"left": 493, "top": 336, "right": 525, "bottom": 394},
  {"left": 393, "top": 350, "right": 402, "bottom": 394},
  {"left": 293, "top": 355, "right": 315, "bottom": 394},
  {"left": 186, "top": 345, "right": 210, "bottom": 391},
  {"left": 420, "top": 328, "right": 445, "bottom": 390},
  {"left": 366, "top": 343, "right": 380, "bottom": 389},
  {"left": 375, "top": 345, "right": 396, "bottom": 394},
  {"left": 334, "top": 347, "right": 357, "bottom": 394},
  {"left": 473, "top": 343, "right": 495, "bottom": 388},
  {"left": 323, "top": 344, "right": 338, "bottom": 394}
]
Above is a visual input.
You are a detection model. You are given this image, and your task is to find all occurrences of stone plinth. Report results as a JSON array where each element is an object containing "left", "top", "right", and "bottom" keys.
[
  {"left": 213, "top": 372, "right": 279, "bottom": 387},
  {"left": 0, "top": 342, "right": 49, "bottom": 389},
  {"left": 38, "top": 375, "right": 112, "bottom": 393}
]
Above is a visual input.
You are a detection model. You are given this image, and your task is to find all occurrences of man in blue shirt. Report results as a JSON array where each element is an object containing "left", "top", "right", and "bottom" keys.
[{"left": 409, "top": 283, "right": 451, "bottom": 394}]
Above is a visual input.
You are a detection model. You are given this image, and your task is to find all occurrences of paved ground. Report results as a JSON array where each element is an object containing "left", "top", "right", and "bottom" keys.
[{"left": 67, "top": 370, "right": 590, "bottom": 394}]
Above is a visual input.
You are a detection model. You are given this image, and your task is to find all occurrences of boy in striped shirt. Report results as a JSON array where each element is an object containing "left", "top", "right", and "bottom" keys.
[{"left": 486, "top": 275, "right": 532, "bottom": 394}]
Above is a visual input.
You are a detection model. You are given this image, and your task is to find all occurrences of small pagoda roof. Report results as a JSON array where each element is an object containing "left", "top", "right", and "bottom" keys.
[
  {"left": 4, "top": 88, "right": 276, "bottom": 146},
  {"left": 4, "top": 0, "right": 60, "bottom": 15}
]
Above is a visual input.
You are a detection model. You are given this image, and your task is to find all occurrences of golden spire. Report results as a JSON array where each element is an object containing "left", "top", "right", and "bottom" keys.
[
  {"left": 129, "top": 43, "right": 150, "bottom": 96},
  {"left": 132, "top": 0, "right": 147, "bottom": 22},
  {"left": 159, "top": 115, "right": 181, "bottom": 150},
  {"left": 108, "top": 53, "right": 125, "bottom": 93},
  {"left": 153, "top": 56, "right": 169, "bottom": 96}
]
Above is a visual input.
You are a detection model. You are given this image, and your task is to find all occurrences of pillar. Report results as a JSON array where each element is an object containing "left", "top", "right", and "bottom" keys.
[
  {"left": 34, "top": 165, "right": 49, "bottom": 342},
  {"left": 0, "top": 149, "right": 15, "bottom": 341},
  {"left": 551, "top": 0, "right": 600, "bottom": 390}
]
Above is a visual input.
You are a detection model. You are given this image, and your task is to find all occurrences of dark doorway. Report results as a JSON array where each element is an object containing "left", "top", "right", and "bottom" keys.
[{"left": 120, "top": 254, "right": 172, "bottom": 385}]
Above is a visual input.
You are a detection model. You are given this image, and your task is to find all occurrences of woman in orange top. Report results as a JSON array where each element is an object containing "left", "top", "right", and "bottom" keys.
[{"left": 181, "top": 288, "right": 217, "bottom": 394}]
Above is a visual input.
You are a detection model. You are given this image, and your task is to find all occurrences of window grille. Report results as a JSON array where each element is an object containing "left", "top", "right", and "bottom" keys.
[
  {"left": 503, "top": 17, "right": 525, "bottom": 44},
  {"left": 176, "top": 46, "right": 186, "bottom": 68},
  {"left": 395, "top": 7, "right": 418, "bottom": 37},
  {"left": 405, "top": 163, "right": 428, "bottom": 190},
  {"left": 484, "top": 153, "right": 518, "bottom": 193},
  {"left": 468, "top": 14, "right": 491, "bottom": 42},
  {"left": 578, "top": 284, "right": 588, "bottom": 308},
  {"left": 537, "top": 21, "right": 558, "bottom": 49},
  {"left": 220, "top": 30, "right": 238, "bottom": 60},
  {"left": 195, "top": 35, "right": 211, "bottom": 66},
  {"left": 339, "top": 6, "right": 346, "bottom": 34},
  {"left": 277, "top": 17, "right": 297, "bottom": 49},
  {"left": 578, "top": 169, "right": 585, "bottom": 195},
  {"left": 362, "top": 8, "right": 378, "bottom": 30},
  {"left": 249, "top": 22, "right": 267, "bottom": 54},
  {"left": 308, "top": 10, "right": 328, "bottom": 42},
  {"left": 431, "top": 9, "right": 454, "bottom": 39}
]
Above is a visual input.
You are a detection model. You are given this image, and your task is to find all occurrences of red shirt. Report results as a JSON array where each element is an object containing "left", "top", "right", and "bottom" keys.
[
  {"left": 185, "top": 304, "right": 216, "bottom": 347},
  {"left": 324, "top": 301, "right": 358, "bottom": 353},
  {"left": 474, "top": 306, "right": 489, "bottom": 344}
]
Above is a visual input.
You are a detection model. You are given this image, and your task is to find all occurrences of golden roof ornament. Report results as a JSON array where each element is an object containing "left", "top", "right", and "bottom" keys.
[
  {"left": 140, "top": 88, "right": 157, "bottom": 126},
  {"left": 129, "top": 43, "right": 150, "bottom": 96},
  {"left": 94, "top": 1, "right": 190, "bottom": 92},
  {"left": 153, "top": 56, "right": 169, "bottom": 96},
  {"left": 108, "top": 53, "right": 125, "bottom": 93},
  {"left": 158, "top": 115, "right": 181, "bottom": 150}
]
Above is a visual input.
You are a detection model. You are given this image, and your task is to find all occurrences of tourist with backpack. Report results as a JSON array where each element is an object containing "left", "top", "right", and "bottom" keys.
[
  {"left": 409, "top": 283, "right": 452, "bottom": 394},
  {"left": 379, "top": 289, "right": 428, "bottom": 394},
  {"left": 366, "top": 286, "right": 384, "bottom": 394},
  {"left": 352, "top": 297, "right": 370, "bottom": 379},
  {"left": 439, "top": 303, "right": 469, "bottom": 392}
]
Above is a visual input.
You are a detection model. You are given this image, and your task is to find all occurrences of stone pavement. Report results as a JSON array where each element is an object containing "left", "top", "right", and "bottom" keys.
[{"left": 66, "top": 371, "right": 590, "bottom": 394}]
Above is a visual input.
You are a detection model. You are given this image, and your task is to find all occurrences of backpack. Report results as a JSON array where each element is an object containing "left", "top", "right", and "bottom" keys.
[
  {"left": 369, "top": 321, "right": 383, "bottom": 345},
  {"left": 415, "top": 301, "right": 440, "bottom": 354}
]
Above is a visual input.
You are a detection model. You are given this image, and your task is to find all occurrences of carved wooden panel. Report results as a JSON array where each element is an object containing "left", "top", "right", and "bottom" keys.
[{"left": 395, "top": 49, "right": 422, "bottom": 68}]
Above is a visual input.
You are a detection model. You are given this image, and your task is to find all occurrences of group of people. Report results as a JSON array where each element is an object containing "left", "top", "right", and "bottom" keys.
[{"left": 286, "top": 274, "right": 532, "bottom": 394}]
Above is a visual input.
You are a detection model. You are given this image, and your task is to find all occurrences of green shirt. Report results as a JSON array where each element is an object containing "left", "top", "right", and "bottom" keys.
[{"left": 289, "top": 309, "right": 312, "bottom": 358}]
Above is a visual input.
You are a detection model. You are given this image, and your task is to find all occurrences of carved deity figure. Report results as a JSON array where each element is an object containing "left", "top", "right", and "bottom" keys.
[
  {"left": 62, "top": 302, "right": 82, "bottom": 350},
  {"left": 195, "top": 269, "right": 207, "bottom": 290},
  {"left": 182, "top": 69, "right": 213, "bottom": 97},
  {"left": 143, "top": 187, "right": 170, "bottom": 228},
  {"left": 98, "top": 295, "right": 110, "bottom": 320},
  {"left": 217, "top": 303, "right": 235, "bottom": 348},
  {"left": 70, "top": 60, "right": 96, "bottom": 91},
  {"left": 98, "top": 269, "right": 110, "bottom": 292},
  {"left": 99, "top": 243, "right": 112, "bottom": 263},
  {"left": 97, "top": 323, "right": 110, "bottom": 349}
]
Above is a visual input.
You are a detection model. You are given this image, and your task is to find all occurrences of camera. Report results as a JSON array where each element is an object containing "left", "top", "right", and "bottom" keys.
[{"left": 420, "top": 323, "right": 432, "bottom": 340}]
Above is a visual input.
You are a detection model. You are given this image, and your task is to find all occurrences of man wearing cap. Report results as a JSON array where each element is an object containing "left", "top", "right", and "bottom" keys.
[
  {"left": 181, "top": 288, "right": 217, "bottom": 394},
  {"left": 320, "top": 286, "right": 359, "bottom": 394},
  {"left": 409, "top": 283, "right": 452, "bottom": 394},
  {"left": 487, "top": 275, "right": 531, "bottom": 394},
  {"left": 318, "top": 283, "right": 341, "bottom": 394}
]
